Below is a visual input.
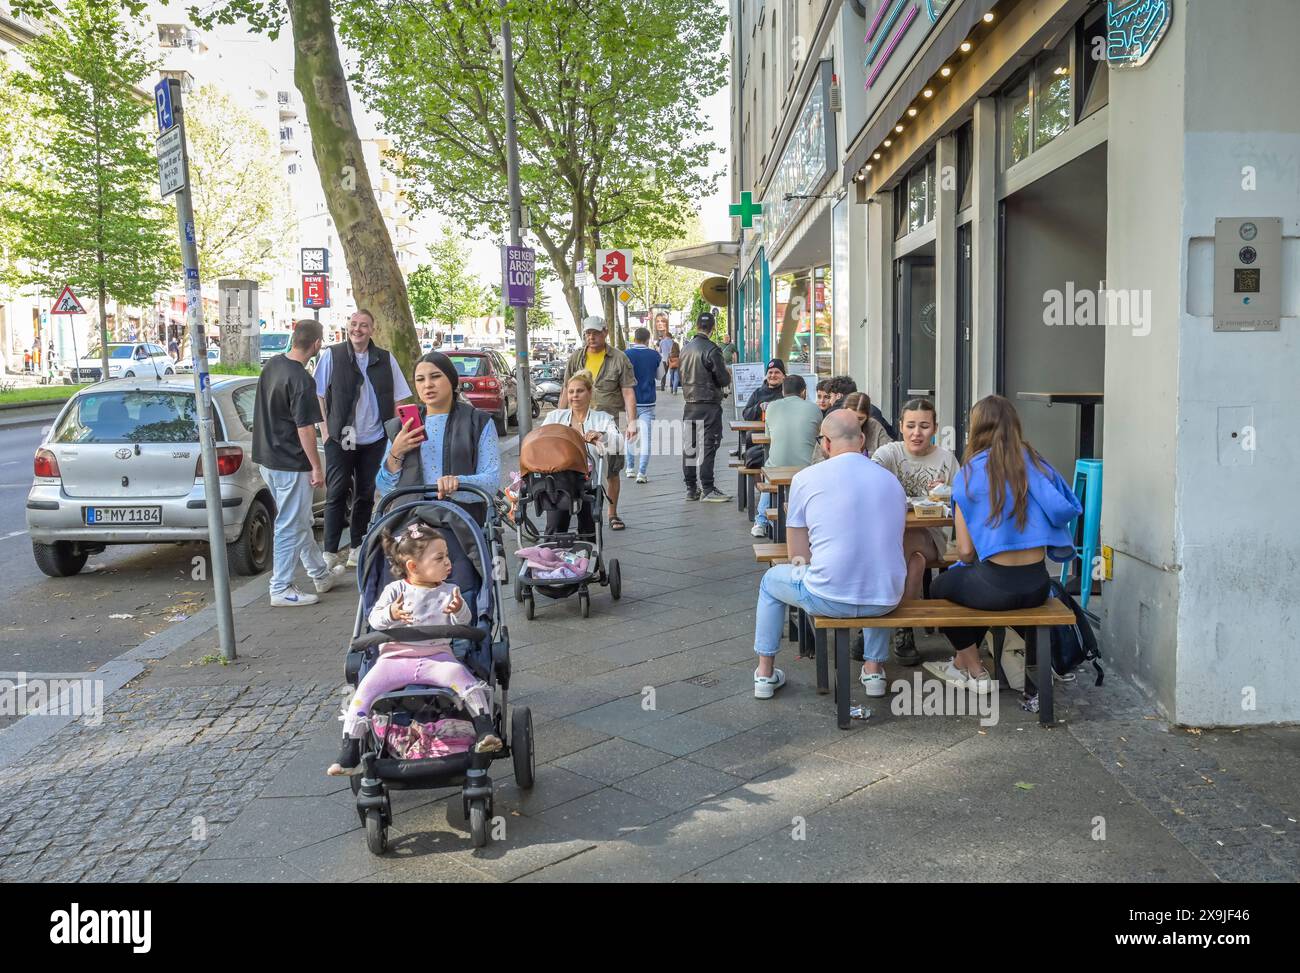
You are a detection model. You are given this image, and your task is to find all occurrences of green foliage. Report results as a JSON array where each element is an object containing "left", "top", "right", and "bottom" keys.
[
  {"left": 337, "top": 0, "right": 727, "bottom": 327},
  {"left": 423, "top": 226, "right": 490, "bottom": 328},
  {"left": 406, "top": 263, "right": 439, "bottom": 324},
  {"left": 2, "top": 0, "right": 179, "bottom": 308},
  {"left": 185, "top": 84, "right": 294, "bottom": 281},
  {"left": 209, "top": 362, "right": 261, "bottom": 376}
]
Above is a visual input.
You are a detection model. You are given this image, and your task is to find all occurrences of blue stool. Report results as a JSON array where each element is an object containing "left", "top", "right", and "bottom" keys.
[{"left": 1061, "top": 459, "right": 1103, "bottom": 609}]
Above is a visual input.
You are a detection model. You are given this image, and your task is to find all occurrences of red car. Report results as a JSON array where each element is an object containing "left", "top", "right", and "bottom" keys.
[{"left": 447, "top": 350, "right": 518, "bottom": 434}]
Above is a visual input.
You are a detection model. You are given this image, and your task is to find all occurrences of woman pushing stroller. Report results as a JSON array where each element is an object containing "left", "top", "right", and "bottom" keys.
[{"left": 328, "top": 522, "right": 503, "bottom": 776}]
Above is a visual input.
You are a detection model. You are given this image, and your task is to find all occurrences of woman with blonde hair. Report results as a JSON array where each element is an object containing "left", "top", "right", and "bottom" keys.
[
  {"left": 542, "top": 370, "right": 624, "bottom": 530},
  {"left": 929, "top": 395, "right": 1081, "bottom": 692}
]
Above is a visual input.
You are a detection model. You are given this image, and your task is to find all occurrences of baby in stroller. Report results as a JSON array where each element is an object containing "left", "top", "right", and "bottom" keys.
[{"left": 327, "top": 521, "right": 503, "bottom": 776}]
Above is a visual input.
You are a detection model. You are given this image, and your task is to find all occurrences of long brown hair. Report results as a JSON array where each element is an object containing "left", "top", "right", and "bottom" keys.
[
  {"left": 843, "top": 392, "right": 872, "bottom": 435},
  {"left": 962, "top": 395, "right": 1048, "bottom": 530}
]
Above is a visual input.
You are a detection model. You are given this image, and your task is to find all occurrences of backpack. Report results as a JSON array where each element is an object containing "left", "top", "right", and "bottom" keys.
[
  {"left": 668, "top": 341, "right": 680, "bottom": 368},
  {"left": 1047, "top": 580, "right": 1103, "bottom": 685}
]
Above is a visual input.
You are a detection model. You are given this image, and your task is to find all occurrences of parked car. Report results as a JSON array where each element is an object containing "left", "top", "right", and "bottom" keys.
[
  {"left": 73, "top": 343, "right": 177, "bottom": 382},
  {"left": 25, "top": 375, "right": 326, "bottom": 578},
  {"left": 446, "top": 349, "right": 518, "bottom": 435},
  {"left": 259, "top": 332, "right": 292, "bottom": 364},
  {"left": 173, "top": 343, "right": 220, "bottom": 374}
]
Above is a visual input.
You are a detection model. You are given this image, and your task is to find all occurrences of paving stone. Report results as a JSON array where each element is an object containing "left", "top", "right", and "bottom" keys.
[
  {"left": 615, "top": 759, "right": 745, "bottom": 812},
  {"left": 553, "top": 738, "right": 674, "bottom": 785},
  {"left": 534, "top": 786, "right": 677, "bottom": 841},
  {"left": 621, "top": 715, "right": 740, "bottom": 757}
]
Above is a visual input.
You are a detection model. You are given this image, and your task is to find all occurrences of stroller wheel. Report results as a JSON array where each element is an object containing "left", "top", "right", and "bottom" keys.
[
  {"left": 524, "top": 592, "right": 535, "bottom": 620},
  {"left": 514, "top": 578, "right": 525, "bottom": 604},
  {"left": 608, "top": 559, "right": 621, "bottom": 600},
  {"left": 364, "top": 809, "right": 388, "bottom": 855},
  {"left": 349, "top": 773, "right": 361, "bottom": 796},
  {"left": 512, "top": 706, "right": 536, "bottom": 789},
  {"left": 579, "top": 591, "right": 590, "bottom": 618},
  {"left": 469, "top": 800, "right": 489, "bottom": 848}
]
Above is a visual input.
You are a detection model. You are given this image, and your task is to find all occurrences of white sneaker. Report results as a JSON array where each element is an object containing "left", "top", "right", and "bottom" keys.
[
  {"left": 750, "top": 523, "right": 769, "bottom": 538},
  {"left": 934, "top": 659, "right": 995, "bottom": 694},
  {"left": 859, "top": 667, "right": 889, "bottom": 697},
  {"left": 635, "top": 473, "right": 648, "bottom": 484},
  {"left": 623, "top": 467, "right": 637, "bottom": 477},
  {"left": 312, "top": 571, "right": 339, "bottom": 594},
  {"left": 271, "top": 585, "right": 319, "bottom": 607},
  {"left": 323, "top": 548, "right": 349, "bottom": 572},
  {"left": 754, "top": 667, "right": 786, "bottom": 699},
  {"left": 345, "top": 548, "right": 359, "bottom": 569}
]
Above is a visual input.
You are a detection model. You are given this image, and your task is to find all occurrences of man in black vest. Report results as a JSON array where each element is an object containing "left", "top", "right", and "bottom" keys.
[{"left": 314, "top": 308, "right": 412, "bottom": 570}]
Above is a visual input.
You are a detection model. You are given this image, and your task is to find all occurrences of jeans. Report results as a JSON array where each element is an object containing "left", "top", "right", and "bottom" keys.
[
  {"left": 260, "top": 466, "right": 328, "bottom": 596},
  {"left": 754, "top": 563, "right": 897, "bottom": 662},
  {"left": 682, "top": 401, "right": 723, "bottom": 490},
  {"left": 669, "top": 368, "right": 680, "bottom": 393},
  {"left": 754, "top": 491, "right": 770, "bottom": 526},
  {"left": 323, "top": 436, "right": 385, "bottom": 553},
  {"left": 633, "top": 403, "right": 654, "bottom": 475}
]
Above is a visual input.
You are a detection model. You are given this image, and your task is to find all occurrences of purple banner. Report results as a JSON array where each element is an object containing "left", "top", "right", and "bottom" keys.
[{"left": 501, "top": 245, "right": 535, "bottom": 308}]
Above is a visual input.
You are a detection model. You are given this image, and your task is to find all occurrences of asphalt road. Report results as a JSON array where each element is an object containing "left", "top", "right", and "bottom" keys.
[{"left": 0, "top": 419, "right": 226, "bottom": 687}]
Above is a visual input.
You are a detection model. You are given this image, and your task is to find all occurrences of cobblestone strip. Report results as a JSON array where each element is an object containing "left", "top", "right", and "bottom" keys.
[
  {"left": 1066, "top": 686, "right": 1300, "bottom": 882},
  {"left": 0, "top": 682, "right": 342, "bottom": 882}
]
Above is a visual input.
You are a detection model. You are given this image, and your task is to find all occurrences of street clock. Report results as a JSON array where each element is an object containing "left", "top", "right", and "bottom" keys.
[{"left": 300, "top": 247, "right": 329, "bottom": 274}]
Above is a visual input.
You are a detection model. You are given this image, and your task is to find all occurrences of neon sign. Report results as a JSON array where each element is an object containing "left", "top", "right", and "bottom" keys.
[
  {"left": 1107, "top": 0, "right": 1172, "bottom": 68},
  {"left": 863, "top": 0, "right": 949, "bottom": 90}
]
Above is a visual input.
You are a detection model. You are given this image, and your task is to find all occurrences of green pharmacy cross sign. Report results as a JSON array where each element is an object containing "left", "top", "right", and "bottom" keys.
[{"left": 730, "top": 192, "right": 764, "bottom": 229}]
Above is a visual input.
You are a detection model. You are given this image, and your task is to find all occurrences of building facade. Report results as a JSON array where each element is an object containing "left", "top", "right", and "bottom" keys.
[{"left": 729, "top": 0, "right": 1300, "bottom": 726}]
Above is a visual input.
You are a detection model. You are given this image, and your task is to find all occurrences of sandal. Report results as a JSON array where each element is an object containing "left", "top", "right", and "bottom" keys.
[{"left": 608, "top": 516, "right": 626, "bottom": 531}]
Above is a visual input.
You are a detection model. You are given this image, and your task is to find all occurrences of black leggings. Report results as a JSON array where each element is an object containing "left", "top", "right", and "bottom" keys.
[
  {"left": 545, "top": 501, "right": 595, "bottom": 537},
  {"left": 929, "top": 560, "right": 1051, "bottom": 652}
]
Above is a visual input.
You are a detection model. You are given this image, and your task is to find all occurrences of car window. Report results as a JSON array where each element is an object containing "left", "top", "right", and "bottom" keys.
[
  {"left": 231, "top": 385, "right": 256, "bottom": 432},
  {"left": 261, "top": 333, "right": 290, "bottom": 351},
  {"left": 151, "top": 344, "right": 167, "bottom": 357},
  {"left": 108, "top": 345, "right": 134, "bottom": 359},
  {"left": 53, "top": 391, "right": 200, "bottom": 444},
  {"left": 448, "top": 355, "right": 486, "bottom": 377}
]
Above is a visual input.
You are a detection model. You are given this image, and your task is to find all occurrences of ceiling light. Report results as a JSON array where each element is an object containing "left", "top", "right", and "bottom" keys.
[
  {"left": 940, "top": 66, "right": 952, "bottom": 77},
  {"left": 883, "top": 139, "right": 892, "bottom": 147},
  {"left": 960, "top": 41, "right": 972, "bottom": 52},
  {"left": 983, "top": 12, "right": 994, "bottom": 22},
  {"left": 873, "top": 152, "right": 881, "bottom": 160},
  {"left": 923, "top": 88, "right": 934, "bottom": 98},
  {"left": 895, "top": 124, "right": 904, "bottom": 133},
  {"left": 907, "top": 107, "right": 918, "bottom": 117},
  {"left": 866, "top": 164, "right": 873, "bottom": 171}
]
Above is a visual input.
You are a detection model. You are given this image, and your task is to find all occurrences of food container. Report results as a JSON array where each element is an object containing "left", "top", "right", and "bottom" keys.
[{"left": 910, "top": 499, "right": 949, "bottom": 519}]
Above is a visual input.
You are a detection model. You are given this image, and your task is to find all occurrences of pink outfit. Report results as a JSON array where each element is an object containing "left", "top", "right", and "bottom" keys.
[
  {"left": 345, "top": 577, "right": 487, "bottom": 738},
  {"left": 375, "top": 717, "right": 476, "bottom": 760}
]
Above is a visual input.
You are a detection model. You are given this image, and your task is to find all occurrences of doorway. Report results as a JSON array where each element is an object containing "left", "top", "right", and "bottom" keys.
[{"left": 892, "top": 251, "right": 936, "bottom": 421}]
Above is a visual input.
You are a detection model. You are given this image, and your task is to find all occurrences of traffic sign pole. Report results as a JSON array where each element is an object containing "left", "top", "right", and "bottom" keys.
[
  {"left": 499, "top": 0, "right": 531, "bottom": 440},
  {"left": 157, "top": 79, "right": 237, "bottom": 663}
]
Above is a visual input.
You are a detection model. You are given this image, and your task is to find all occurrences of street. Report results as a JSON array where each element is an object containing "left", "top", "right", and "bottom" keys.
[{"left": 0, "top": 421, "right": 215, "bottom": 698}]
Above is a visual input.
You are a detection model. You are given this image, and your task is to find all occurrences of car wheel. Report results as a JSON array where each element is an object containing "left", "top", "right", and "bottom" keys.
[
  {"left": 227, "top": 496, "right": 272, "bottom": 575},
  {"left": 32, "top": 541, "right": 88, "bottom": 578},
  {"left": 124, "top": 370, "right": 135, "bottom": 378},
  {"left": 164, "top": 367, "right": 174, "bottom": 375}
]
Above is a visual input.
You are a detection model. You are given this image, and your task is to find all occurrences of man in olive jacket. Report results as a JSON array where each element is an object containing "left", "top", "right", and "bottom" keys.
[{"left": 678, "top": 311, "right": 731, "bottom": 502}]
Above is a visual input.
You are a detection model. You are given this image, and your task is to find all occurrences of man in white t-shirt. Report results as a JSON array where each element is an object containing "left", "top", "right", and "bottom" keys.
[{"left": 752, "top": 409, "right": 907, "bottom": 699}]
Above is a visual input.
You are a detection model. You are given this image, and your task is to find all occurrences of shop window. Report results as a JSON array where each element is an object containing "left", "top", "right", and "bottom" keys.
[
  {"left": 1034, "top": 41, "right": 1072, "bottom": 151},
  {"left": 894, "top": 152, "right": 936, "bottom": 238},
  {"left": 1077, "top": 7, "right": 1110, "bottom": 121},
  {"left": 1002, "top": 70, "right": 1031, "bottom": 167}
]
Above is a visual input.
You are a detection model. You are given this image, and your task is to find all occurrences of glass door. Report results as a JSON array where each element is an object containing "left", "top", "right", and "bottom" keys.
[{"left": 892, "top": 256, "right": 936, "bottom": 420}]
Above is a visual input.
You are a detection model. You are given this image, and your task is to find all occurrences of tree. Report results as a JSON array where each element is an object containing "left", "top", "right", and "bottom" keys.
[
  {"left": 627, "top": 209, "right": 711, "bottom": 319},
  {"left": 424, "top": 225, "right": 488, "bottom": 329},
  {"left": 185, "top": 84, "right": 294, "bottom": 281},
  {"left": 4, "top": 0, "right": 178, "bottom": 376},
  {"left": 337, "top": 0, "right": 726, "bottom": 334},
  {"left": 406, "top": 263, "right": 439, "bottom": 325}
]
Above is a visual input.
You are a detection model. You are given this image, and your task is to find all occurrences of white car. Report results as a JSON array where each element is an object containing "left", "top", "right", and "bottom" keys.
[
  {"left": 73, "top": 342, "right": 177, "bottom": 382},
  {"left": 259, "top": 332, "right": 292, "bottom": 364},
  {"left": 26, "top": 375, "right": 326, "bottom": 577}
]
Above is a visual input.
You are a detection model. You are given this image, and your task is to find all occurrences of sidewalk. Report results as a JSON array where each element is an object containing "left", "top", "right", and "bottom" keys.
[{"left": 1, "top": 393, "right": 1297, "bottom": 882}]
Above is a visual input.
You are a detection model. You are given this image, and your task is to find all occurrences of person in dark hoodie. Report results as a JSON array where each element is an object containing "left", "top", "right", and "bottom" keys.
[
  {"left": 928, "top": 394, "right": 1082, "bottom": 693},
  {"left": 742, "top": 359, "right": 787, "bottom": 422}
]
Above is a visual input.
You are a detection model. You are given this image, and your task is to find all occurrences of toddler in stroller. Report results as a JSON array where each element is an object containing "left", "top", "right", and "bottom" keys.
[{"left": 327, "top": 521, "right": 503, "bottom": 776}]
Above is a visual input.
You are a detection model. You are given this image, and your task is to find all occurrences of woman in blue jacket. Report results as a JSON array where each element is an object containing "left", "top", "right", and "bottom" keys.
[{"left": 931, "top": 395, "right": 1082, "bottom": 692}]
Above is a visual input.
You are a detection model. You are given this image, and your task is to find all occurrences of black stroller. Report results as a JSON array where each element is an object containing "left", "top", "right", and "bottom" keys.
[
  {"left": 513, "top": 425, "right": 621, "bottom": 619},
  {"left": 343, "top": 483, "right": 534, "bottom": 852}
]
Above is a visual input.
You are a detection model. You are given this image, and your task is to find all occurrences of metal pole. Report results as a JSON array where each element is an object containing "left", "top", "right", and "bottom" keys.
[
  {"left": 499, "top": 1, "right": 530, "bottom": 439},
  {"left": 165, "top": 80, "right": 237, "bottom": 661}
]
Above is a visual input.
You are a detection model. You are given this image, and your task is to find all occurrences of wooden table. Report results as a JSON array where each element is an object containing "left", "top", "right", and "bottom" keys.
[
  {"left": 760, "top": 466, "right": 801, "bottom": 542},
  {"left": 1016, "top": 392, "right": 1103, "bottom": 460},
  {"left": 729, "top": 420, "right": 765, "bottom": 511}
]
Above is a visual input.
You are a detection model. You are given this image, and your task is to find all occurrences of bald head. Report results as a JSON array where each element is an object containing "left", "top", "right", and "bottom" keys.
[{"left": 821, "top": 409, "right": 866, "bottom": 457}]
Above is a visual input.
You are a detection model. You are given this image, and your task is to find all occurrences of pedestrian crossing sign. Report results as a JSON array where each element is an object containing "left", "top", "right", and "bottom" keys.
[
  {"left": 51, "top": 285, "right": 86, "bottom": 315},
  {"left": 617, "top": 288, "right": 632, "bottom": 305}
]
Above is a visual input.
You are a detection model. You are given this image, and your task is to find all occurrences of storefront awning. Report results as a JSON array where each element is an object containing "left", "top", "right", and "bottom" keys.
[{"left": 664, "top": 241, "right": 741, "bottom": 276}]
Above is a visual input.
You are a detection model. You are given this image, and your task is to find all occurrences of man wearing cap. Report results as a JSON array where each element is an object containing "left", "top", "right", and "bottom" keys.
[
  {"left": 678, "top": 311, "right": 732, "bottom": 502},
  {"left": 560, "top": 315, "right": 638, "bottom": 530},
  {"left": 742, "top": 359, "right": 787, "bottom": 422}
]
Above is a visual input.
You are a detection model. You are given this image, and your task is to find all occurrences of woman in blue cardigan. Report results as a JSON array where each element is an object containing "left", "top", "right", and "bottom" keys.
[{"left": 931, "top": 395, "right": 1082, "bottom": 692}]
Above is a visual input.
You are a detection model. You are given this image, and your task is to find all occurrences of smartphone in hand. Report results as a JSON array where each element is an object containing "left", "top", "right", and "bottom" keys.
[{"left": 396, "top": 404, "right": 426, "bottom": 443}]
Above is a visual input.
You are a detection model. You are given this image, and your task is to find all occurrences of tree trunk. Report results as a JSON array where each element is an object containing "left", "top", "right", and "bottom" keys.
[
  {"left": 288, "top": 0, "right": 420, "bottom": 376},
  {"left": 97, "top": 277, "right": 109, "bottom": 377}
]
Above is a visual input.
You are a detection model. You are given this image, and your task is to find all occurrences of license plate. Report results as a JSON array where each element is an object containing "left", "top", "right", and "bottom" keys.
[{"left": 83, "top": 506, "right": 162, "bottom": 526}]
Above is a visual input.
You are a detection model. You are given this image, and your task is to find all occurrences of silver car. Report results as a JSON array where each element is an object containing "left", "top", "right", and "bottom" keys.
[{"left": 26, "top": 375, "right": 326, "bottom": 578}]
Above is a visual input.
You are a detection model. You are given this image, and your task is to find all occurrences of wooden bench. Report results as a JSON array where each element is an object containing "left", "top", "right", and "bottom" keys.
[
  {"left": 735, "top": 466, "right": 763, "bottom": 515},
  {"left": 753, "top": 542, "right": 788, "bottom": 563},
  {"left": 810, "top": 599, "right": 1075, "bottom": 729}
]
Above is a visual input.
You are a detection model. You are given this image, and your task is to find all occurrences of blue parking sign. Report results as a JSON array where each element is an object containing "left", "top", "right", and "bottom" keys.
[{"left": 155, "top": 80, "right": 174, "bottom": 132}]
